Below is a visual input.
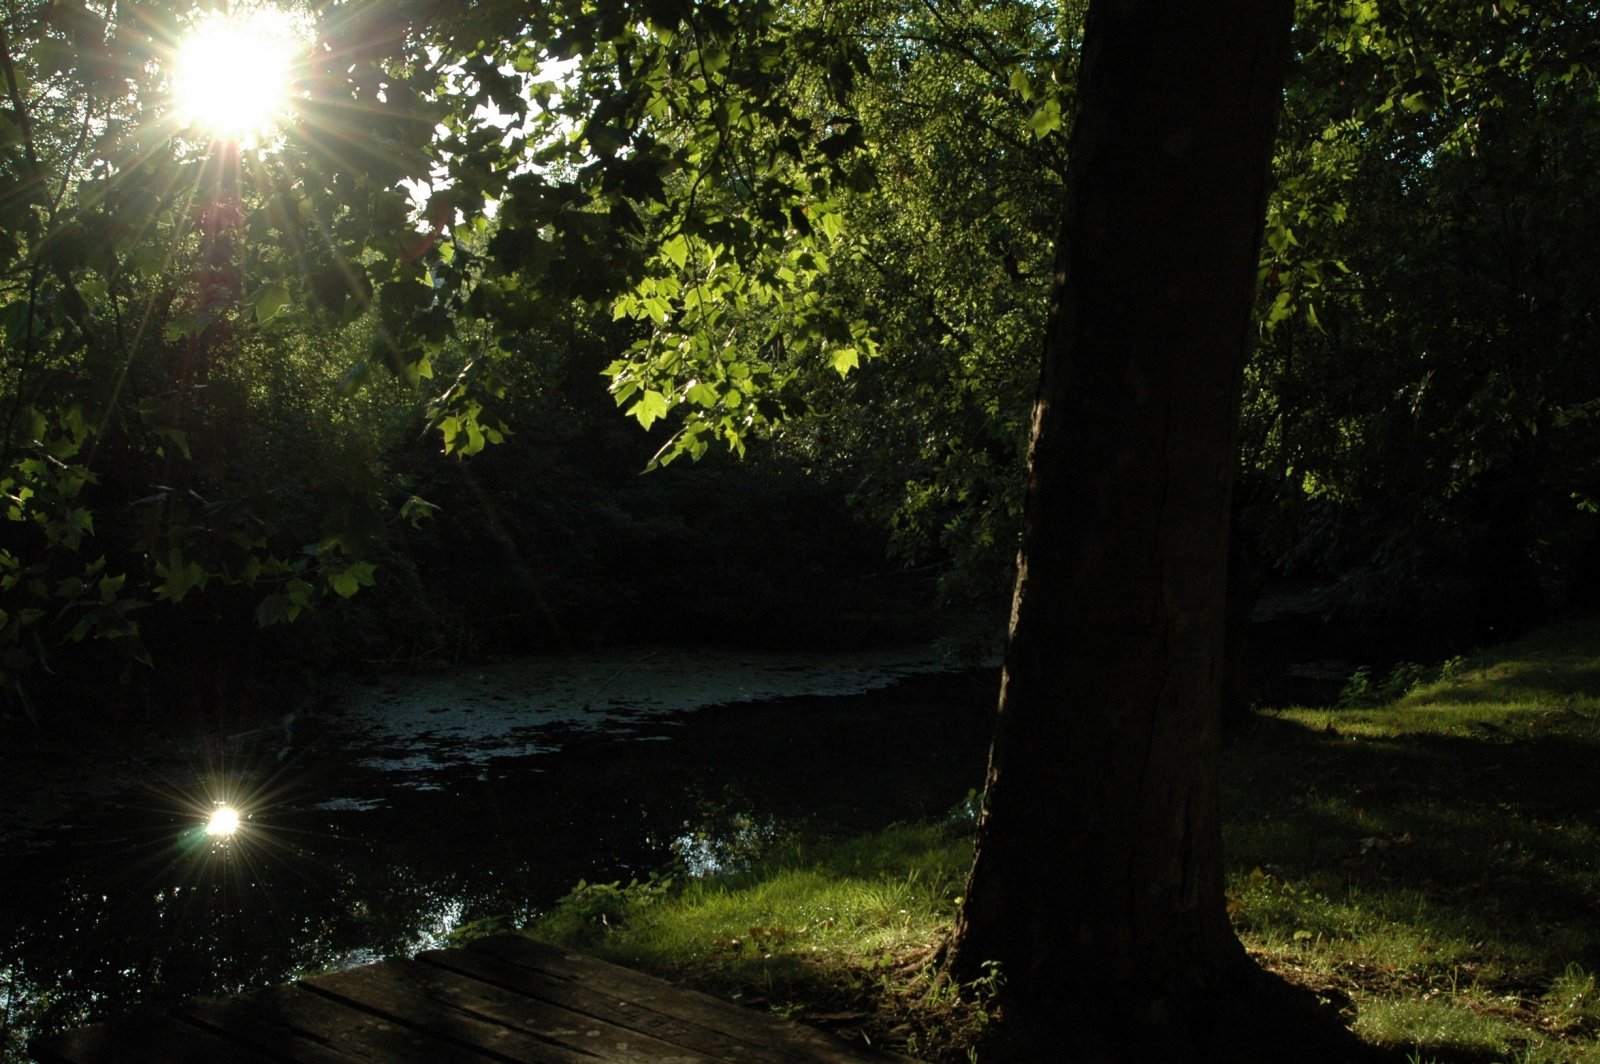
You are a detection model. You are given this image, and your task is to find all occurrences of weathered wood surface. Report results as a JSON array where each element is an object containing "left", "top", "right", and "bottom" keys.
[{"left": 31, "top": 934, "right": 911, "bottom": 1063}]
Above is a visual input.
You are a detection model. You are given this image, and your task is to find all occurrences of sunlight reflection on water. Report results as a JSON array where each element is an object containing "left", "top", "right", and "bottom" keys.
[
  {"left": 2, "top": 638, "right": 996, "bottom": 1060},
  {"left": 205, "top": 805, "right": 240, "bottom": 836},
  {"left": 673, "top": 815, "right": 783, "bottom": 877}
]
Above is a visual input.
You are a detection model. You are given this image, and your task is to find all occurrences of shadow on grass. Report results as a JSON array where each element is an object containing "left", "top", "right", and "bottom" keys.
[{"left": 1225, "top": 705, "right": 1600, "bottom": 1058}]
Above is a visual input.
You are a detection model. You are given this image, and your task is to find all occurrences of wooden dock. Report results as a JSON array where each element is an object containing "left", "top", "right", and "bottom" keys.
[{"left": 31, "top": 933, "right": 908, "bottom": 1063}]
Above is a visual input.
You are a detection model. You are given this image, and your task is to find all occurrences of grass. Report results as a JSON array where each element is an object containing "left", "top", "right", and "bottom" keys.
[
  {"left": 504, "top": 614, "right": 1600, "bottom": 1063},
  {"left": 512, "top": 820, "right": 989, "bottom": 1060},
  {"left": 1225, "top": 614, "right": 1600, "bottom": 1063}
]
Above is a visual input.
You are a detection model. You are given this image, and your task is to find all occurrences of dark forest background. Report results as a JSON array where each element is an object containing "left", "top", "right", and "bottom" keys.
[{"left": 1, "top": 0, "right": 1596, "bottom": 723}]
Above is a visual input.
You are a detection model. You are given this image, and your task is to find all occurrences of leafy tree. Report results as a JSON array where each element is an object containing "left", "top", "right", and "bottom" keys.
[
  {"left": 9, "top": 0, "right": 1598, "bottom": 1055},
  {"left": 0, "top": 0, "right": 467, "bottom": 711},
  {"left": 774, "top": 0, "right": 1077, "bottom": 605},
  {"left": 0, "top": 0, "right": 895, "bottom": 714},
  {"left": 940, "top": 2, "right": 1325, "bottom": 1055}
]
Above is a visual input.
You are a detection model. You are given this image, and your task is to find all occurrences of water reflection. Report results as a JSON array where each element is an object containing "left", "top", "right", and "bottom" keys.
[
  {"left": 0, "top": 749, "right": 683, "bottom": 1058},
  {"left": 1, "top": 802, "right": 552, "bottom": 1058},
  {"left": 671, "top": 811, "right": 788, "bottom": 877},
  {"left": 203, "top": 805, "right": 240, "bottom": 837},
  {"left": 331, "top": 642, "right": 973, "bottom": 781},
  {"left": 0, "top": 664, "right": 993, "bottom": 1062}
]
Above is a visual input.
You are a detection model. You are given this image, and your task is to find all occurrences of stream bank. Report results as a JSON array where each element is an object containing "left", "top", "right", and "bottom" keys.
[{"left": 0, "top": 653, "right": 997, "bottom": 1060}]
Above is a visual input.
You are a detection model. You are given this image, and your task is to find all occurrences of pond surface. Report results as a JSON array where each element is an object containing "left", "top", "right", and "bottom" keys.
[
  {"left": 0, "top": 644, "right": 997, "bottom": 1060},
  {"left": 328, "top": 642, "right": 970, "bottom": 782}
]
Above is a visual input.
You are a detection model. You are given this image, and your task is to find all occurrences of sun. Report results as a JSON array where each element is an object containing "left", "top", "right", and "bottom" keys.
[{"left": 171, "top": 7, "right": 305, "bottom": 145}]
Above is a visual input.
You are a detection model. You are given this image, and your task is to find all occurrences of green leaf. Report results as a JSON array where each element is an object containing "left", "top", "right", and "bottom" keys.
[
  {"left": 254, "top": 284, "right": 290, "bottom": 323},
  {"left": 399, "top": 495, "right": 441, "bottom": 526},
  {"left": 829, "top": 346, "right": 860, "bottom": 378},
  {"left": 628, "top": 389, "right": 672, "bottom": 430},
  {"left": 1265, "top": 224, "right": 1299, "bottom": 255},
  {"left": 1008, "top": 65, "right": 1033, "bottom": 101},
  {"left": 329, "top": 562, "right": 376, "bottom": 599},
  {"left": 1027, "top": 99, "right": 1062, "bottom": 139},
  {"left": 255, "top": 593, "right": 292, "bottom": 627},
  {"left": 1267, "top": 290, "right": 1294, "bottom": 325},
  {"left": 157, "top": 556, "right": 209, "bottom": 604},
  {"left": 662, "top": 233, "right": 690, "bottom": 269}
]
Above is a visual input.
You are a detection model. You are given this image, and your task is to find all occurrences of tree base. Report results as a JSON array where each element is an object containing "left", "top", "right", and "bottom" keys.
[{"left": 970, "top": 959, "right": 1404, "bottom": 1064}]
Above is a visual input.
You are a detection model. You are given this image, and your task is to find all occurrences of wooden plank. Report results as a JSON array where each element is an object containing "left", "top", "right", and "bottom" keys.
[
  {"left": 31, "top": 937, "right": 912, "bottom": 1063},
  {"left": 30, "top": 1013, "right": 284, "bottom": 1064},
  {"left": 308, "top": 956, "right": 718, "bottom": 1063},
  {"left": 446, "top": 935, "right": 909, "bottom": 1064},
  {"left": 420, "top": 945, "right": 801, "bottom": 1063},
  {"left": 174, "top": 995, "right": 377, "bottom": 1063},
  {"left": 221, "top": 980, "right": 508, "bottom": 1064},
  {"left": 469, "top": 934, "right": 902, "bottom": 1062}
]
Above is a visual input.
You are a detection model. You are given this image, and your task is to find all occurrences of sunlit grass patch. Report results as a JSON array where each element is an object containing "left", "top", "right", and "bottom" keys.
[
  {"left": 1357, "top": 990, "right": 1600, "bottom": 1064},
  {"left": 1230, "top": 871, "right": 1481, "bottom": 974},
  {"left": 1272, "top": 681, "right": 1592, "bottom": 739},
  {"left": 1227, "top": 613, "right": 1600, "bottom": 1064},
  {"left": 1354, "top": 995, "right": 1526, "bottom": 1057},
  {"left": 511, "top": 818, "right": 997, "bottom": 1061},
  {"left": 1230, "top": 852, "right": 1600, "bottom": 1063},
  {"left": 533, "top": 820, "right": 970, "bottom": 971},
  {"left": 498, "top": 614, "right": 1600, "bottom": 1063},
  {"left": 1271, "top": 616, "right": 1600, "bottom": 740},
  {"left": 1545, "top": 964, "right": 1600, "bottom": 1036}
]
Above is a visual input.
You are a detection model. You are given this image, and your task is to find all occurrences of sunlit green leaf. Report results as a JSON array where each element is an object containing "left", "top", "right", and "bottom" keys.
[
  {"left": 629, "top": 390, "right": 673, "bottom": 431},
  {"left": 329, "top": 562, "right": 376, "bottom": 599},
  {"left": 662, "top": 233, "right": 690, "bottom": 269},
  {"left": 829, "top": 347, "right": 860, "bottom": 378},
  {"left": 1027, "top": 99, "right": 1062, "bottom": 138},
  {"left": 1009, "top": 65, "right": 1034, "bottom": 101}
]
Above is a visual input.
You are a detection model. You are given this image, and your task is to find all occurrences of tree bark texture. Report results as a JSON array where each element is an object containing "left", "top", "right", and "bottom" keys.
[{"left": 948, "top": 0, "right": 1294, "bottom": 1033}]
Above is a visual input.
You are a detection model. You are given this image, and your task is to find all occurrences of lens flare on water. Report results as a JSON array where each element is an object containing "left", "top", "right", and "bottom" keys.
[{"left": 205, "top": 804, "right": 242, "bottom": 837}]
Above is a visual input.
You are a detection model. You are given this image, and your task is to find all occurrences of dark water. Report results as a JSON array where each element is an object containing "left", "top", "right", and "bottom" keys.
[{"left": 0, "top": 658, "right": 996, "bottom": 1060}]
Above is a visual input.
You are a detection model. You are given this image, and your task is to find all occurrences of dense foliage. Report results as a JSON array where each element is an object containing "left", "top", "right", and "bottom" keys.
[
  {"left": 1236, "top": 0, "right": 1600, "bottom": 642},
  {"left": 0, "top": 0, "right": 899, "bottom": 715},
  {"left": 1, "top": 0, "right": 1597, "bottom": 717}
]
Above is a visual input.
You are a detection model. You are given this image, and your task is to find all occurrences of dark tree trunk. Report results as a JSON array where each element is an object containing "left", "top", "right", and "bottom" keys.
[{"left": 948, "top": 0, "right": 1295, "bottom": 1054}]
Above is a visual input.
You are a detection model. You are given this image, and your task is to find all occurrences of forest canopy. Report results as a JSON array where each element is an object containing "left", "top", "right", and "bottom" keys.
[{"left": 0, "top": 0, "right": 1596, "bottom": 716}]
